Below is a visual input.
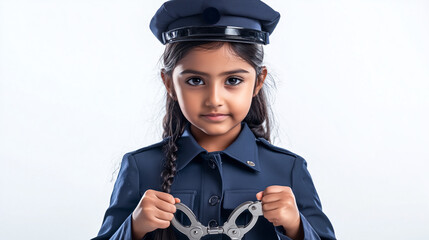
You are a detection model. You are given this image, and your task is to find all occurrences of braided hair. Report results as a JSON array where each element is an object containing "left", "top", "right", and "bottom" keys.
[{"left": 152, "top": 41, "right": 275, "bottom": 240}]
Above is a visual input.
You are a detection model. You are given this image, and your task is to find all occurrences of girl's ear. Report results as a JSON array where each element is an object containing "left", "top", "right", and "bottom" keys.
[
  {"left": 253, "top": 66, "right": 268, "bottom": 97},
  {"left": 161, "top": 69, "right": 177, "bottom": 101}
]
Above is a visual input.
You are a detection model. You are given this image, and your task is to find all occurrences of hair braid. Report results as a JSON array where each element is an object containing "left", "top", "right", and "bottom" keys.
[
  {"left": 153, "top": 98, "right": 186, "bottom": 240},
  {"left": 160, "top": 99, "right": 181, "bottom": 193}
]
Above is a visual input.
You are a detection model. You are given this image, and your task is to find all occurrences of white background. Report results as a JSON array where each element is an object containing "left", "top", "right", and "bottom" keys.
[{"left": 1, "top": 0, "right": 428, "bottom": 239}]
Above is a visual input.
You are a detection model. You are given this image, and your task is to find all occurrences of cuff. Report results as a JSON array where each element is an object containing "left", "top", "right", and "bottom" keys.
[
  {"left": 109, "top": 213, "right": 150, "bottom": 240},
  {"left": 109, "top": 213, "right": 134, "bottom": 240},
  {"left": 274, "top": 212, "right": 319, "bottom": 240}
]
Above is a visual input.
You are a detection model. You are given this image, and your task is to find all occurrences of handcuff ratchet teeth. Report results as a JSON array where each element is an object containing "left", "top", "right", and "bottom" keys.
[{"left": 171, "top": 200, "right": 263, "bottom": 240}]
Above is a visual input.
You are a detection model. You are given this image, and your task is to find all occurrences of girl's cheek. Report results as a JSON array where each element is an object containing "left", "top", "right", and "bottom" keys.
[
  {"left": 230, "top": 87, "right": 254, "bottom": 104},
  {"left": 229, "top": 93, "right": 253, "bottom": 114},
  {"left": 180, "top": 92, "right": 204, "bottom": 112}
]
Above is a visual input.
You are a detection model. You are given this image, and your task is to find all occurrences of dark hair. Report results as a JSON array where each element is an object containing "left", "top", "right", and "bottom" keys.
[{"left": 153, "top": 40, "right": 275, "bottom": 240}]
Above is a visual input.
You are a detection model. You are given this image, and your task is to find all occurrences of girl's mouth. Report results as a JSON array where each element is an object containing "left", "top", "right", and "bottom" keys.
[{"left": 202, "top": 114, "right": 229, "bottom": 122}]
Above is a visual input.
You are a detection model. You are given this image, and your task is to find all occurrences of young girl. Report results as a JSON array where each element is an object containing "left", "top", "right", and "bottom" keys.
[{"left": 92, "top": 0, "right": 336, "bottom": 239}]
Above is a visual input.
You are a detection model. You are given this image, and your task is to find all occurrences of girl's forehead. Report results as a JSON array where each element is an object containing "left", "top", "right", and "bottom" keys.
[
  {"left": 176, "top": 44, "right": 250, "bottom": 67},
  {"left": 173, "top": 54, "right": 254, "bottom": 77}
]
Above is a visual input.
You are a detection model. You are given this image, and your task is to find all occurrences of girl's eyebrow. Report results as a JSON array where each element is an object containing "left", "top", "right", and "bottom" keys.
[{"left": 179, "top": 69, "right": 250, "bottom": 76}]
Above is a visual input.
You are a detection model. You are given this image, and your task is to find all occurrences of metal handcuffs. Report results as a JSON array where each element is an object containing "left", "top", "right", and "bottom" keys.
[{"left": 171, "top": 200, "right": 263, "bottom": 240}]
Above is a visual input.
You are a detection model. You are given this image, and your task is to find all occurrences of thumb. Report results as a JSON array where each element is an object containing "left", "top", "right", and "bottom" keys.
[
  {"left": 256, "top": 191, "right": 263, "bottom": 201},
  {"left": 174, "top": 198, "right": 181, "bottom": 203}
]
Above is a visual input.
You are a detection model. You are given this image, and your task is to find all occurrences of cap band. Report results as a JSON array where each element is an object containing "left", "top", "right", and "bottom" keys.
[
  {"left": 167, "top": 15, "right": 262, "bottom": 32},
  {"left": 162, "top": 26, "right": 269, "bottom": 45}
]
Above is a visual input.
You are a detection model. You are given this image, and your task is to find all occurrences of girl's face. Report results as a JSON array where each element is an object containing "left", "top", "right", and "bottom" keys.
[{"left": 163, "top": 42, "right": 267, "bottom": 140}]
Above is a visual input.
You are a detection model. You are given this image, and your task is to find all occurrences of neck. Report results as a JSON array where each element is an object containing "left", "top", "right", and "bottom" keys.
[{"left": 190, "top": 123, "right": 242, "bottom": 152}]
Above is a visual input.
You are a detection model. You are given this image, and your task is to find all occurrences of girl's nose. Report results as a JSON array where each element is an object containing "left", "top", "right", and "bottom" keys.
[{"left": 204, "top": 83, "right": 224, "bottom": 107}]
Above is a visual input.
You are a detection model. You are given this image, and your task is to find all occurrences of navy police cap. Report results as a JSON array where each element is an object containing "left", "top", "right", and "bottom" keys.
[{"left": 149, "top": 0, "right": 281, "bottom": 45}]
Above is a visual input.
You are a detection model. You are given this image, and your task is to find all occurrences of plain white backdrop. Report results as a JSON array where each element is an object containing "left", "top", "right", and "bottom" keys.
[{"left": 1, "top": 0, "right": 428, "bottom": 239}]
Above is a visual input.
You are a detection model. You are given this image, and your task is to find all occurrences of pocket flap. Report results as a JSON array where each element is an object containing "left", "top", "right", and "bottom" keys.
[
  {"left": 222, "top": 189, "right": 259, "bottom": 209},
  {"left": 170, "top": 190, "right": 197, "bottom": 227},
  {"left": 171, "top": 190, "right": 196, "bottom": 209}
]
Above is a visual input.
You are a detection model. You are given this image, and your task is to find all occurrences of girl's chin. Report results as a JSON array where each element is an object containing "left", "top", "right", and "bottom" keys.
[{"left": 193, "top": 122, "right": 241, "bottom": 136}]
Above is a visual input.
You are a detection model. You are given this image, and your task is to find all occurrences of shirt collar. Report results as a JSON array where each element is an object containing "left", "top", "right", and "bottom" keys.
[{"left": 175, "top": 121, "right": 261, "bottom": 172}]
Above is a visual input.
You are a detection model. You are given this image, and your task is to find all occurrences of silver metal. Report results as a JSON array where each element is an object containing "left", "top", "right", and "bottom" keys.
[{"left": 171, "top": 200, "right": 263, "bottom": 240}]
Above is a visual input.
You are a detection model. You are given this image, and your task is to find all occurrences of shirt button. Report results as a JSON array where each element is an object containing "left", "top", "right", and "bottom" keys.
[
  {"left": 247, "top": 160, "right": 255, "bottom": 167},
  {"left": 209, "top": 158, "right": 216, "bottom": 169},
  {"left": 208, "top": 195, "right": 220, "bottom": 206},
  {"left": 208, "top": 219, "right": 218, "bottom": 228}
]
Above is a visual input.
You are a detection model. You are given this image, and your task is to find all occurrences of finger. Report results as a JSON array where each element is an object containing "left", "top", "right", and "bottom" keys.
[
  {"left": 262, "top": 213, "right": 281, "bottom": 226},
  {"left": 175, "top": 198, "right": 181, "bottom": 203},
  {"left": 262, "top": 201, "right": 282, "bottom": 212},
  {"left": 154, "top": 208, "right": 175, "bottom": 221},
  {"left": 152, "top": 217, "right": 172, "bottom": 229},
  {"left": 261, "top": 193, "right": 283, "bottom": 204},
  {"left": 154, "top": 191, "right": 176, "bottom": 204},
  {"left": 263, "top": 209, "right": 283, "bottom": 223},
  {"left": 256, "top": 191, "right": 263, "bottom": 200},
  {"left": 272, "top": 220, "right": 280, "bottom": 226},
  {"left": 155, "top": 199, "right": 177, "bottom": 213},
  {"left": 263, "top": 185, "right": 291, "bottom": 195}
]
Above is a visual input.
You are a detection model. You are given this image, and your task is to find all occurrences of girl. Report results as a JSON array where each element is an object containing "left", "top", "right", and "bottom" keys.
[{"left": 93, "top": 0, "right": 336, "bottom": 239}]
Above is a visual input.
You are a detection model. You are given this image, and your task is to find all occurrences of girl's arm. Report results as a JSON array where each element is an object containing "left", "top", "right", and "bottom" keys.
[
  {"left": 91, "top": 152, "right": 146, "bottom": 240},
  {"left": 274, "top": 155, "right": 337, "bottom": 240}
]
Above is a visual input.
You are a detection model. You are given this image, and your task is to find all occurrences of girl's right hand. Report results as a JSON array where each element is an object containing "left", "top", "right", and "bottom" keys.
[{"left": 131, "top": 189, "right": 181, "bottom": 239}]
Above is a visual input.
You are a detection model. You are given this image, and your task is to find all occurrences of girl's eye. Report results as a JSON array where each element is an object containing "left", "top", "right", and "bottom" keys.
[
  {"left": 226, "top": 77, "right": 243, "bottom": 86},
  {"left": 186, "top": 77, "right": 242, "bottom": 86},
  {"left": 186, "top": 77, "right": 204, "bottom": 86}
]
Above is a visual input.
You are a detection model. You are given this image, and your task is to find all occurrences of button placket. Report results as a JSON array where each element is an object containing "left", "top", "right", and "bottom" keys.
[
  {"left": 209, "top": 157, "right": 216, "bottom": 169},
  {"left": 199, "top": 152, "right": 223, "bottom": 232}
]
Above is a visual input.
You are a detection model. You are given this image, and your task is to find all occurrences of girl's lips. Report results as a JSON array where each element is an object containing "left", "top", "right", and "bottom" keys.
[{"left": 202, "top": 114, "right": 229, "bottom": 122}]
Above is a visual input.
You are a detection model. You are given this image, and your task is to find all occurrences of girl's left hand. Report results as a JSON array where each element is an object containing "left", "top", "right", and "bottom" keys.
[{"left": 256, "top": 185, "right": 303, "bottom": 239}]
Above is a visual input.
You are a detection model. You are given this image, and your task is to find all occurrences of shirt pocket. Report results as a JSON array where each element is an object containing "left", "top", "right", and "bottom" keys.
[
  {"left": 222, "top": 189, "right": 259, "bottom": 227},
  {"left": 171, "top": 190, "right": 197, "bottom": 227}
]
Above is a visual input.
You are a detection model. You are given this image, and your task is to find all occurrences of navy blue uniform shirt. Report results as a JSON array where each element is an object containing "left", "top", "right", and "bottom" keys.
[{"left": 92, "top": 121, "right": 336, "bottom": 240}]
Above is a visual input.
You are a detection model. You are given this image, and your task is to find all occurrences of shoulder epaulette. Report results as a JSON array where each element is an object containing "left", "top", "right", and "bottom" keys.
[{"left": 256, "top": 137, "right": 298, "bottom": 158}]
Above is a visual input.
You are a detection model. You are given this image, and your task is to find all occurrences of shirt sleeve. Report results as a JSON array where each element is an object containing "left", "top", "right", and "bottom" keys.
[
  {"left": 91, "top": 152, "right": 148, "bottom": 240},
  {"left": 274, "top": 155, "right": 337, "bottom": 240}
]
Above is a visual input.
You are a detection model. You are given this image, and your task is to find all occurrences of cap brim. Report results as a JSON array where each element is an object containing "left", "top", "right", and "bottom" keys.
[{"left": 162, "top": 26, "right": 269, "bottom": 45}]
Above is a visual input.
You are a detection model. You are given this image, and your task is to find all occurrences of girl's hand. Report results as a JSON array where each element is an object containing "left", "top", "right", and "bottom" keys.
[
  {"left": 256, "top": 185, "right": 303, "bottom": 240},
  {"left": 131, "top": 189, "right": 181, "bottom": 239}
]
